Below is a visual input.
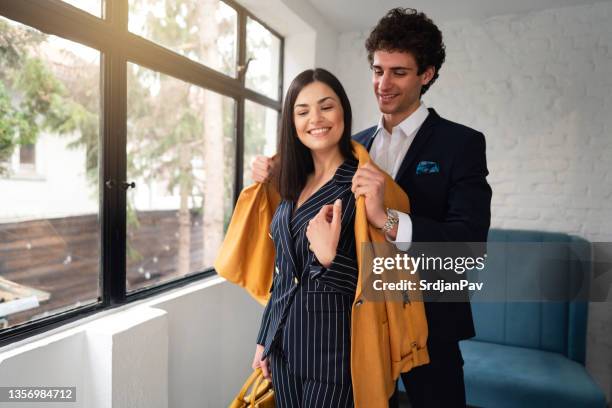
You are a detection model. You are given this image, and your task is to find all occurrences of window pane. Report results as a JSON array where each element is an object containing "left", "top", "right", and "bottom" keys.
[
  {"left": 246, "top": 18, "right": 281, "bottom": 100},
  {"left": 126, "top": 63, "right": 236, "bottom": 292},
  {"left": 128, "top": 0, "right": 237, "bottom": 77},
  {"left": 61, "top": 0, "right": 103, "bottom": 18},
  {"left": 243, "top": 100, "right": 278, "bottom": 187},
  {"left": 0, "top": 17, "right": 101, "bottom": 330}
]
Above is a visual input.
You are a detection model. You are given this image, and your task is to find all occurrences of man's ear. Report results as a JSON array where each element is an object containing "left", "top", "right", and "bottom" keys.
[{"left": 422, "top": 66, "right": 436, "bottom": 85}]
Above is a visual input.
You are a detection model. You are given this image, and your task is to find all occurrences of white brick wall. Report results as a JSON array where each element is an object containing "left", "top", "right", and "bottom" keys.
[{"left": 334, "top": 1, "right": 612, "bottom": 402}]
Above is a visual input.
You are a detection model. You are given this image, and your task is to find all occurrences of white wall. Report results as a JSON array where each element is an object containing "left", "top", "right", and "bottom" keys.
[
  {"left": 0, "top": 278, "right": 262, "bottom": 408},
  {"left": 335, "top": 1, "right": 612, "bottom": 401},
  {"left": 153, "top": 279, "right": 261, "bottom": 408},
  {"left": 0, "top": 331, "right": 88, "bottom": 408}
]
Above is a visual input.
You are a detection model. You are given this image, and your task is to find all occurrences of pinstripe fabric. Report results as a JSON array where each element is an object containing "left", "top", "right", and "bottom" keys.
[
  {"left": 270, "top": 348, "right": 354, "bottom": 408},
  {"left": 256, "top": 158, "right": 358, "bottom": 406}
]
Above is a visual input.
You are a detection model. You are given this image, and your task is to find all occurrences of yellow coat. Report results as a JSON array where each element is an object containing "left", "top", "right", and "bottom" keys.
[{"left": 215, "top": 141, "right": 429, "bottom": 408}]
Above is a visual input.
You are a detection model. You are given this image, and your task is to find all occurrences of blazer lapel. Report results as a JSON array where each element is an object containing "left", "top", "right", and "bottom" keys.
[
  {"left": 353, "top": 126, "right": 378, "bottom": 152},
  {"left": 277, "top": 201, "right": 300, "bottom": 278},
  {"left": 394, "top": 108, "right": 439, "bottom": 183},
  {"left": 365, "top": 130, "right": 376, "bottom": 151}
]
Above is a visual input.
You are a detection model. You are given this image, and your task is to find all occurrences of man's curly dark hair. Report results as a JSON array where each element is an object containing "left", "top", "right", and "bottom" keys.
[{"left": 365, "top": 8, "right": 445, "bottom": 95}]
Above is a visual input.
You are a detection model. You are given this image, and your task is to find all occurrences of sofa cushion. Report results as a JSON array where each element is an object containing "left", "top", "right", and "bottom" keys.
[
  {"left": 460, "top": 340, "right": 606, "bottom": 408},
  {"left": 470, "top": 229, "right": 591, "bottom": 363}
]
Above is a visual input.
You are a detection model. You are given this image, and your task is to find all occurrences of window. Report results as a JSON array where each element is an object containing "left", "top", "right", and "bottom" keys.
[
  {"left": 61, "top": 0, "right": 103, "bottom": 18},
  {"left": 243, "top": 100, "right": 278, "bottom": 187},
  {"left": 126, "top": 64, "right": 236, "bottom": 291},
  {"left": 0, "top": 0, "right": 282, "bottom": 344},
  {"left": 246, "top": 17, "right": 282, "bottom": 99},
  {"left": 0, "top": 16, "right": 101, "bottom": 331},
  {"left": 128, "top": 0, "right": 237, "bottom": 77}
]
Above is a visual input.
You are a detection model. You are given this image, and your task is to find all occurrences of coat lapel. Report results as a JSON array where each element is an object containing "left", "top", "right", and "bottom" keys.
[
  {"left": 353, "top": 126, "right": 378, "bottom": 152},
  {"left": 394, "top": 108, "right": 439, "bottom": 183},
  {"left": 365, "top": 131, "right": 376, "bottom": 151},
  {"left": 277, "top": 200, "right": 300, "bottom": 278}
]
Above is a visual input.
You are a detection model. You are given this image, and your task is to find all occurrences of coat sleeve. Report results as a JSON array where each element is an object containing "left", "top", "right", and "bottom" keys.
[
  {"left": 256, "top": 294, "right": 273, "bottom": 345},
  {"left": 308, "top": 247, "right": 358, "bottom": 295},
  {"left": 410, "top": 131, "right": 492, "bottom": 243}
]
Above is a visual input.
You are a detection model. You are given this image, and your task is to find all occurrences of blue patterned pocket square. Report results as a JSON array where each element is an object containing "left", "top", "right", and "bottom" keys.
[{"left": 416, "top": 161, "right": 440, "bottom": 175}]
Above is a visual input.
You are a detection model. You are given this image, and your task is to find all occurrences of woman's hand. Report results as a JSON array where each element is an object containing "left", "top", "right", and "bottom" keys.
[
  {"left": 252, "top": 344, "right": 271, "bottom": 380},
  {"left": 306, "top": 199, "right": 342, "bottom": 268}
]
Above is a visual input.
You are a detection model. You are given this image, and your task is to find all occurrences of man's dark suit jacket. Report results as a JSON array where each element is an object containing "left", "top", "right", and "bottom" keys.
[{"left": 353, "top": 108, "right": 492, "bottom": 345}]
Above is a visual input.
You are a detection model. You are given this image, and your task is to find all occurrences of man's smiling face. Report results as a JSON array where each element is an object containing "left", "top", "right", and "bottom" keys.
[{"left": 371, "top": 50, "right": 433, "bottom": 120}]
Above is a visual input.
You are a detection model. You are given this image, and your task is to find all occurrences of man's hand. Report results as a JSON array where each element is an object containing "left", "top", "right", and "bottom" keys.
[
  {"left": 251, "top": 156, "right": 277, "bottom": 183},
  {"left": 252, "top": 344, "right": 271, "bottom": 380},
  {"left": 352, "top": 163, "right": 388, "bottom": 228},
  {"left": 306, "top": 199, "right": 342, "bottom": 268}
]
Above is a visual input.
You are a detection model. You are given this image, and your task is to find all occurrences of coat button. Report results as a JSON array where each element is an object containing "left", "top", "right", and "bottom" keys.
[
  {"left": 275, "top": 266, "right": 279, "bottom": 274},
  {"left": 355, "top": 299, "right": 363, "bottom": 307},
  {"left": 293, "top": 277, "right": 298, "bottom": 284},
  {"left": 268, "top": 232, "right": 273, "bottom": 239}
]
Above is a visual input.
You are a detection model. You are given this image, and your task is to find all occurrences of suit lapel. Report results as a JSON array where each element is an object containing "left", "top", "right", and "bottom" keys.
[
  {"left": 353, "top": 126, "right": 378, "bottom": 152},
  {"left": 365, "top": 130, "right": 376, "bottom": 151},
  {"left": 394, "top": 108, "right": 439, "bottom": 183},
  {"left": 277, "top": 201, "right": 299, "bottom": 278}
]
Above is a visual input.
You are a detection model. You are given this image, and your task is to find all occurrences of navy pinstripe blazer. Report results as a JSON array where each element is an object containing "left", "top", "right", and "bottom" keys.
[{"left": 256, "top": 158, "right": 359, "bottom": 384}]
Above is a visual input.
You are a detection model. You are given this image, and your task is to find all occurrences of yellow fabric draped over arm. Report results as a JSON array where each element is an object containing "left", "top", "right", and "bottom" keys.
[
  {"left": 214, "top": 141, "right": 430, "bottom": 408},
  {"left": 214, "top": 182, "right": 280, "bottom": 305}
]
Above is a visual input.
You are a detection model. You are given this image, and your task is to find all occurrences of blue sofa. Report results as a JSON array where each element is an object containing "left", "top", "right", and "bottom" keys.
[{"left": 460, "top": 229, "right": 607, "bottom": 408}]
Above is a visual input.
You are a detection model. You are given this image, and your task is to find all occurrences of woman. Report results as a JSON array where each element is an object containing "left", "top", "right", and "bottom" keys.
[{"left": 252, "top": 68, "right": 358, "bottom": 408}]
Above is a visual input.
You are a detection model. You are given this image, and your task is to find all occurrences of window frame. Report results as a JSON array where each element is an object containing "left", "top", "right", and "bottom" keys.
[{"left": 0, "top": 0, "right": 283, "bottom": 346}]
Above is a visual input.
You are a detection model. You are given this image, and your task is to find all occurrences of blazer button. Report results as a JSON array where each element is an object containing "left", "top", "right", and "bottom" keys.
[{"left": 355, "top": 299, "right": 363, "bottom": 307}]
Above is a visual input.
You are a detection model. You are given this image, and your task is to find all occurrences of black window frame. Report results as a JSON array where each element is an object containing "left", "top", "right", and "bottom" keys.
[{"left": 0, "top": 0, "right": 283, "bottom": 346}]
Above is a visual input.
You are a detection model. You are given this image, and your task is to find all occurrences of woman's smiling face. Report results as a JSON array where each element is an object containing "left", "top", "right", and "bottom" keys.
[{"left": 293, "top": 81, "right": 344, "bottom": 154}]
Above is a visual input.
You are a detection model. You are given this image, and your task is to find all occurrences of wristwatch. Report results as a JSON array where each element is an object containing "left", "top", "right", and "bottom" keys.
[{"left": 381, "top": 208, "right": 399, "bottom": 233}]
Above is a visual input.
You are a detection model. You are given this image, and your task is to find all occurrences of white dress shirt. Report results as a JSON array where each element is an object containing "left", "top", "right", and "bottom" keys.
[{"left": 369, "top": 102, "right": 429, "bottom": 251}]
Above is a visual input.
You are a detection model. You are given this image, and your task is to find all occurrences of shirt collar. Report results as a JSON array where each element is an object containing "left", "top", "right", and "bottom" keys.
[{"left": 373, "top": 102, "right": 429, "bottom": 139}]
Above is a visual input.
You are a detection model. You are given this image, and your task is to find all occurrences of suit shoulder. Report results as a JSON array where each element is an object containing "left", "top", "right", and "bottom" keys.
[
  {"left": 434, "top": 116, "right": 485, "bottom": 147},
  {"left": 435, "top": 116, "right": 482, "bottom": 137}
]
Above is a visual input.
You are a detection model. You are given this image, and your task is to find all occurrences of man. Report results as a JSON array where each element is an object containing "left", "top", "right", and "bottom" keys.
[{"left": 253, "top": 8, "right": 491, "bottom": 407}]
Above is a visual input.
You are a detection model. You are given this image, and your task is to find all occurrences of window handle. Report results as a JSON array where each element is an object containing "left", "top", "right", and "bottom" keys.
[
  {"left": 121, "top": 181, "right": 136, "bottom": 190},
  {"left": 105, "top": 180, "right": 135, "bottom": 190},
  {"left": 237, "top": 57, "right": 255, "bottom": 75}
]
